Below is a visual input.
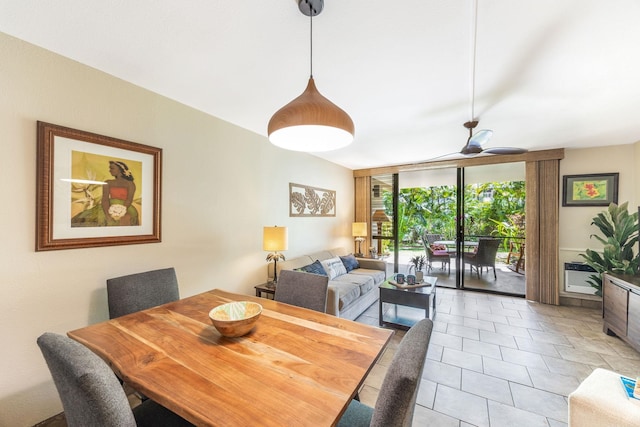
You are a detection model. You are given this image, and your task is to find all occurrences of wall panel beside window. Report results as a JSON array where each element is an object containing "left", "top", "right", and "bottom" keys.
[
  {"left": 354, "top": 176, "right": 371, "bottom": 254},
  {"left": 525, "top": 159, "right": 560, "bottom": 305}
]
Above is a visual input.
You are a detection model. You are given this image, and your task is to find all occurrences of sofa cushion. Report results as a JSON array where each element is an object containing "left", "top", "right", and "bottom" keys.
[
  {"left": 298, "top": 260, "right": 327, "bottom": 276},
  {"left": 348, "top": 268, "right": 385, "bottom": 292},
  {"left": 328, "top": 281, "right": 361, "bottom": 310},
  {"left": 333, "top": 273, "right": 375, "bottom": 296},
  {"left": 340, "top": 254, "right": 360, "bottom": 272},
  {"left": 349, "top": 268, "right": 386, "bottom": 283},
  {"left": 321, "top": 257, "right": 348, "bottom": 280}
]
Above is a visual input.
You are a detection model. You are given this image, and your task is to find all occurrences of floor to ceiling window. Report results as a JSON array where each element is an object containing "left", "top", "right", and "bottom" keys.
[
  {"left": 355, "top": 148, "right": 564, "bottom": 304},
  {"left": 374, "top": 163, "right": 526, "bottom": 297}
]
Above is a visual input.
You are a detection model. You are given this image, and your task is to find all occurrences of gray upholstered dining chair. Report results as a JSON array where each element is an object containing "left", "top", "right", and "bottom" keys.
[
  {"left": 274, "top": 270, "right": 329, "bottom": 313},
  {"left": 337, "top": 318, "right": 433, "bottom": 427},
  {"left": 37, "top": 332, "right": 194, "bottom": 427},
  {"left": 107, "top": 267, "right": 180, "bottom": 319},
  {"left": 463, "top": 238, "right": 501, "bottom": 279}
]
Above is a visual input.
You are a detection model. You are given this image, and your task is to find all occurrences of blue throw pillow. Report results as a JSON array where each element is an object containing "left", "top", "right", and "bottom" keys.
[
  {"left": 340, "top": 254, "right": 360, "bottom": 272},
  {"left": 299, "top": 259, "right": 327, "bottom": 276}
]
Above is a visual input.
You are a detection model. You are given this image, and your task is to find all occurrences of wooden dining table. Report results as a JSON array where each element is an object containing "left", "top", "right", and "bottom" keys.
[{"left": 68, "top": 289, "right": 393, "bottom": 427}]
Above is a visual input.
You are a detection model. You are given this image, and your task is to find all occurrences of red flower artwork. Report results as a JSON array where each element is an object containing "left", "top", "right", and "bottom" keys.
[{"left": 583, "top": 182, "right": 600, "bottom": 198}]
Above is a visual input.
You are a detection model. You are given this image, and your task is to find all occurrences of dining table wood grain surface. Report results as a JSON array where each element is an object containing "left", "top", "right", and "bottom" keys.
[{"left": 68, "top": 289, "right": 393, "bottom": 426}]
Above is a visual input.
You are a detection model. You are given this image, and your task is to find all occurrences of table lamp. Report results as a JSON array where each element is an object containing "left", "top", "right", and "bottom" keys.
[
  {"left": 352, "top": 222, "right": 367, "bottom": 257},
  {"left": 263, "top": 226, "right": 288, "bottom": 285}
]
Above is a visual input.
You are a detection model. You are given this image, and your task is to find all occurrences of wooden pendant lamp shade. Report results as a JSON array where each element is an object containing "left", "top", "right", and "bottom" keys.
[
  {"left": 268, "top": 78, "right": 354, "bottom": 152},
  {"left": 267, "top": 0, "right": 354, "bottom": 152}
]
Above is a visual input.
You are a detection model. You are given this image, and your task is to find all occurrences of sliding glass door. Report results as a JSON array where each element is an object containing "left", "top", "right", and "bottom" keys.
[
  {"left": 377, "top": 162, "right": 526, "bottom": 296},
  {"left": 398, "top": 168, "right": 458, "bottom": 286},
  {"left": 460, "top": 163, "right": 526, "bottom": 296}
]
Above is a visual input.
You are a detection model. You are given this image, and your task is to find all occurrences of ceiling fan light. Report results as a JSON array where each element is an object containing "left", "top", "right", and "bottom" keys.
[{"left": 268, "top": 77, "right": 354, "bottom": 152}]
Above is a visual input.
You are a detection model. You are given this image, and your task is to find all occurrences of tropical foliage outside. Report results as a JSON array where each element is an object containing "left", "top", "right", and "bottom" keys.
[{"left": 377, "top": 181, "right": 525, "bottom": 253}]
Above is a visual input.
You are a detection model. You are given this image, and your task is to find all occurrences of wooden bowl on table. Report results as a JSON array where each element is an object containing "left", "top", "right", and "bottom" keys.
[{"left": 208, "top": 301, "right": 262, "bottom": 337}]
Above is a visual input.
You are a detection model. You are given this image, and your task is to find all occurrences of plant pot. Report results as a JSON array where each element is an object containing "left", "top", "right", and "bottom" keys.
[{"left": 416, "top": 271, "right": 424, "bottom": 282}]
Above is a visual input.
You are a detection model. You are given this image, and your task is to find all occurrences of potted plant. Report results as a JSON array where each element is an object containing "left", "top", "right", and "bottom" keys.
[
  {"left": 580, "top": 202, "right": 639, "bottom": 296},
  {"left": 408, "top": 255, "right": 426, "bottom": 282}
]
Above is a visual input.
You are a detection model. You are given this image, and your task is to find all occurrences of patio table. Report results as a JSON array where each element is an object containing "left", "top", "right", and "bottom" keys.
[{"left": 434, "top": 240, "right": 478, "bottom": 253}]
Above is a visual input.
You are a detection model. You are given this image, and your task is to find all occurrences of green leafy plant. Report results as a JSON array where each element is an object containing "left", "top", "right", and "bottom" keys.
[
  {"left": 408, "top": 255, "right": 426, "bottom": 273},
  {"left": 579, "top": 202, "right": 639, "bottom": 296},
  {"left": 490, "top": 213, "right": 525, "bottom": 250}
]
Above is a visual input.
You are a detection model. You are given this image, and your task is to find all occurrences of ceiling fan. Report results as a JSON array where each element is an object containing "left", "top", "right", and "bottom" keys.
[
  {"left": 459, "top": 120, "right": 527, "bottom": 156},
  {"left": 429, "top": 0, "right": 527, "bottom": 161}
]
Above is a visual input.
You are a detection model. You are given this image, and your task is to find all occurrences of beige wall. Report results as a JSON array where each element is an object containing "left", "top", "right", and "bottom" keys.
[
  {"left": 636, "top": 142, "right": 640, "bottom": 204},
  {"left": 0, "top": 32, "right": 354, "bottom": 426},
  {"left": 559, "top": 144, "right": 639, "bottom": 294}
]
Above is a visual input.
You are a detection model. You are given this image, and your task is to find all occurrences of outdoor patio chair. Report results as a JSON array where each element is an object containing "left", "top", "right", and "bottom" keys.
[
  {"left": 426, "top": 246, "right": 451, "bottom": 274},
  {"left": 422, "top": 233, "right": 450, "bottom": 274},
  {"left": 463, "top": 238, "right": 501, "bottom": 279},
  {"left": 507, "top": 241, "right": 525, "bottom": 273},
  {"left": 422, "top": 232, "right": 443, "bottom": 246}
]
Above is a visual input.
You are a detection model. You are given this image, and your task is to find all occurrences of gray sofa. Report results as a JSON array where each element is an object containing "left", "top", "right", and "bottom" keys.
[{"left": 275, "top": 247, "right": 386, "bottom": 320}]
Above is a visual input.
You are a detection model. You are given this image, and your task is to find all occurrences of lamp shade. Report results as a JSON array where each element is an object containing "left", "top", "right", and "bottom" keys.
[
  {"left": 352, "top": 222, "right": 367, "bottom": 237},
  {"left": 263, "top": 226, "right": 288, "bottom": 252},
  {"left": 268, "top": 78, "right": 354, "bottom": 152},
  {"left": 372, "top": 210, "right": 390, "bottom": 223}
]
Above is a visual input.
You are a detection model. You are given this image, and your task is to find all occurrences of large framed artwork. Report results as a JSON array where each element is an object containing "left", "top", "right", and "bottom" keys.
[
  {"left": 562, "top": 173, "right": 619, "bottom": 207},
  {"left": 36, "top": 122, "right": 162, "bottom": 251}
]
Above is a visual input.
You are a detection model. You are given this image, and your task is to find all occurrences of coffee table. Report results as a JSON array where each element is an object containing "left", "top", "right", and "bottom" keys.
[{"left": 379, "top": 276, "right": 437, "bottom": 329}]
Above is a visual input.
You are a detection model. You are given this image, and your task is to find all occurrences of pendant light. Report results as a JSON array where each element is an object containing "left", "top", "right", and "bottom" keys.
[{"left": 268, "top": 0, "right": 354, "bottom": 152}]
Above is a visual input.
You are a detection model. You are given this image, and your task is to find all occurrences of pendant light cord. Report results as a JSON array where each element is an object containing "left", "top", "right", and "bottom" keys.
[
  {"left": 470, "top": 0, "right": 478, "bottom": 121},
  {"left": 309, "top": 4, "right": 313, "bottom": 78}
]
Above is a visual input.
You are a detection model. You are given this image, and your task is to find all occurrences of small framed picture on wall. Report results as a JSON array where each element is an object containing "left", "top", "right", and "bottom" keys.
[{"left": 562, "top": 173, "right": 619, "bottom": 207}]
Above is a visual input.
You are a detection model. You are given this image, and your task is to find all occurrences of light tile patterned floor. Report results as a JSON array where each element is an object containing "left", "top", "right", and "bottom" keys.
[{"left": 355, "top": 287, "right": 640, "bottom": 427}]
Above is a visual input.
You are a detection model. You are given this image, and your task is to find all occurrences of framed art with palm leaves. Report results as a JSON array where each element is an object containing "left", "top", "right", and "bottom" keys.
[
  {"left": 36, "top": 121, "right": 162, "bottom": 251},
  {"left": 289, "top": 183, "right": 336, "bottom": 217}
]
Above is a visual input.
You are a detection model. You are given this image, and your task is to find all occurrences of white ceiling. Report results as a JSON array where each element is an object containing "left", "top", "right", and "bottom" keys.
[{"left": 2, "top": 0, "right": 639, "bottom": 170}]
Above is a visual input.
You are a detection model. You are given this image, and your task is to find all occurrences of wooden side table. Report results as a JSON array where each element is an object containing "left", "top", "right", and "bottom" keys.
[{"left": 254, "top": 282, "right": 276, "bottom": 299}]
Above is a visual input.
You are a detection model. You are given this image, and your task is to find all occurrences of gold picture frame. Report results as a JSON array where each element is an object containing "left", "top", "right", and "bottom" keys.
[{"left": 36, "top": 122, "right": 162, "bottom": 251}]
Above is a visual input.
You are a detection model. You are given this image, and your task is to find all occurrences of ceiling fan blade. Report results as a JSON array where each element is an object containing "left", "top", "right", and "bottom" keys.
[
  {"left": 424, "top": 151, "right": 461, "bottom": 162},
  {"left": 468, "top": 129, "right": 493, "bottom": 147},
  {"left": 482, "top": 147, "right": 528, "bottom": 155}
]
